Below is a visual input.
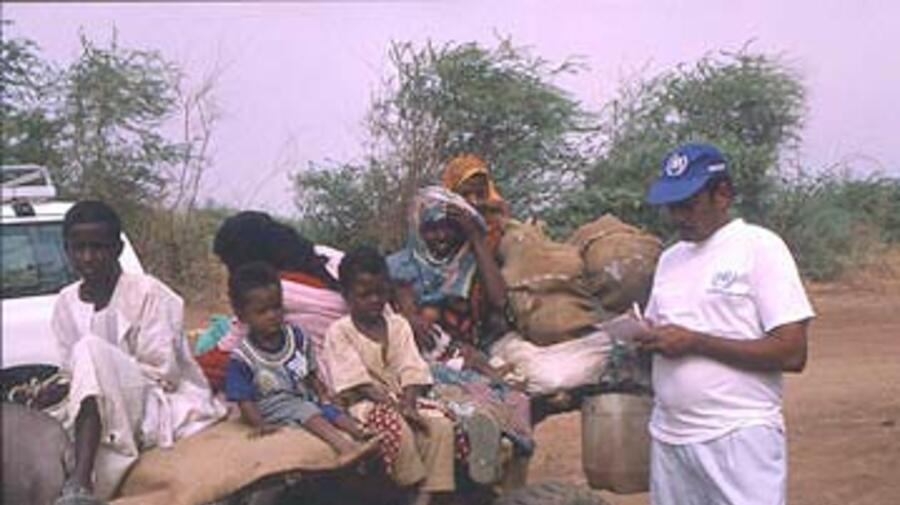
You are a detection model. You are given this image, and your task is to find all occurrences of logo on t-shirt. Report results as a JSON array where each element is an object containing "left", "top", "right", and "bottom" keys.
[{"left": 710, "top": 270, "right": 738, "bottom": 291}]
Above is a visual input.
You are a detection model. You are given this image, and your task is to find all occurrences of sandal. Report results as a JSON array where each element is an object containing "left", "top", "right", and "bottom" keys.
[{"left": 464, "top": 411, "right": 502, "bottom": 485}]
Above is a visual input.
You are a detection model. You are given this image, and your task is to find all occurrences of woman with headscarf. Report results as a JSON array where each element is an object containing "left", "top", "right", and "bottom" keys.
[
  {"left": 441, "top": 154, "right": 510, "bottom": 253},
  {"left": 387, "top": 186, "right": 532, "bottom": 485},
  {"left": 388, "top": 185, "right": 508, "bottom": 354}
]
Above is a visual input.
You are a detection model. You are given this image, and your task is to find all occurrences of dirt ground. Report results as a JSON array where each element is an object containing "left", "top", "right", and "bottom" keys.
[{"left": 529, "top": 272, "right": 900, "bottom": 505}]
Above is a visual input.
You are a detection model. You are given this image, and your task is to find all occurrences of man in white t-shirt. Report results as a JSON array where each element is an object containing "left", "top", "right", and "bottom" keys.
[{"left": 638, "top": 143, "right": 814, "bottom": 505}]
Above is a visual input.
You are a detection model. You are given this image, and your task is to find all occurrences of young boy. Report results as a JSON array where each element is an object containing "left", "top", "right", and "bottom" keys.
[
  {"left": 323, "top": 246, "right": 457, "bottom": 505},
  {"left": 52, "top": 201, "right": 226, "bottom": 504},
  {"left": 223, "top": 261, "right": 371, "bottom": 459}
]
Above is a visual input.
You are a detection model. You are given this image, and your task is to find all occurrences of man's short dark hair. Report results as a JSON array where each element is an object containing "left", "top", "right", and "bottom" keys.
[
  {"left": 62, "top": 200, "right": 122, "bottom": 243},
  {"left": 694, "top": 173, "right": 735, "bottom": 202},
  {"left": 702, "top": 173, "right": 734, "bottom": 198},
  {"left": 228, "top": 261, "right": 281, "bottom": 312},
  {"left": 338, "top": 246, "right": 388, "bottom": 293}
]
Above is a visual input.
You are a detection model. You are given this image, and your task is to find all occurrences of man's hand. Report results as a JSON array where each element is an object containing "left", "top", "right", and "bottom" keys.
[
  {"left": 637, "top": 320, "right": 810, "bottom": 372},
  {"left": 636, "top": 324, "right": 699, "bottom": 358}
]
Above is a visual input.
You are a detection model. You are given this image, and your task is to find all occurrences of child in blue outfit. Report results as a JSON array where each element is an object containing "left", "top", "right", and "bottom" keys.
[{"left": 224, "top": 261, "right": 370, "bottom": 458}]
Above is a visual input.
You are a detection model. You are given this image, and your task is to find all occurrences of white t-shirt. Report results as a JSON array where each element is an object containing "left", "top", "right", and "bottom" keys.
[{"left": 645, "top": 219, "right": 814, "bottom": 445}]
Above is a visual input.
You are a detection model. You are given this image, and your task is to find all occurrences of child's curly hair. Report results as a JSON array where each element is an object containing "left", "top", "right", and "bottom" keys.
[{"left": 228, "top": 261, "right": 281, "bottom": 313}]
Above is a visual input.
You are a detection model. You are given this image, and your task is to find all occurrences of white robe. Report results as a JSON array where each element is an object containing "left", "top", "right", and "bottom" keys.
[{"left": 51, "top": 272, "right": 227, "bottom": 498}]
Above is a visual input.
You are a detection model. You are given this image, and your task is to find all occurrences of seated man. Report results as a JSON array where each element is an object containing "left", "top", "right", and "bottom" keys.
[{"left": 52, "top": 201, "right": 227, "bottom": 504}]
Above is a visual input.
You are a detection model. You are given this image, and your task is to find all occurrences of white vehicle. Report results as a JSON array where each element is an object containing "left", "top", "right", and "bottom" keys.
[{"left": 1, "top": 165, "right": 143, "bottom": 369}]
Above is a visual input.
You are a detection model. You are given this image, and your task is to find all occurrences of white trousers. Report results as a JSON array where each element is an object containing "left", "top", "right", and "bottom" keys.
[
  {"left": 650, "top": 425, "right": 787, "bottom": 505},
  {"left": 62, "top": 336, "right": 150, "bottom": 499},
  {"left": 60, "top": 336, "right": 225, "bottom": 499}
]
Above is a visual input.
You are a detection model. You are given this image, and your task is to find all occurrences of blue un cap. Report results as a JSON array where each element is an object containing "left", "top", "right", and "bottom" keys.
[{"left": 645, "top": 143, "right": 728, "bottom": 205}]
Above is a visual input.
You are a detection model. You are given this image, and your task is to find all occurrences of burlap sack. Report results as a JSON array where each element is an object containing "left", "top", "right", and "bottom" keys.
[
  {"left": 499, "top": 219, "right": 584, "bottom": 291},
  {"left": 499, "top": 219, "right": 601, "bottom": 345},
  {"left": 507, "top": 287, "right": 601, "bottom": 346},
  {"left": 567, "top": 215, "right": 662, "bottom": 313},
  {"left": 112, "top": 420, "right": 360, "bottom": 505}
]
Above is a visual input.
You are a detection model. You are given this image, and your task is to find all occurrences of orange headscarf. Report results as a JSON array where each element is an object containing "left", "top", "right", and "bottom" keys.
[
  {"left": 441, "top": 154, "right": 509, "bottom": 251},
  {"left": 441, "top": 154, "right": 504, "bottom": 205}
]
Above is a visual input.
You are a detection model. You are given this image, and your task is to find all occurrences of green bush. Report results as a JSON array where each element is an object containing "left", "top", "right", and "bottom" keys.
[
  {"left": 547, "top": 49, "right": 806, "bottom": 239},
  {"left": 766, "top": 171, "right": 900, "bottom": 280}
]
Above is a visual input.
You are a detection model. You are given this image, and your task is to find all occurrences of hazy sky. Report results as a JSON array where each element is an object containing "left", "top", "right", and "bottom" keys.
[{"left": 7, "top": 1, "right": 900, "bottom": 213}]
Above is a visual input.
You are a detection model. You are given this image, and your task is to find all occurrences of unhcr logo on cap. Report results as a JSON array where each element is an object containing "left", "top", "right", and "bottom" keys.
[
  {"left": 664, "top": 153, "right": 689, "bottom": 177},
  {"left": 646, "top": 143, "right": 728, "bottom": 205}
]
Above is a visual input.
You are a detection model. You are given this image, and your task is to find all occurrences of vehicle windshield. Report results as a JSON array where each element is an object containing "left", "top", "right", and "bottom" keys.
[{"left": 1, "top": 222, "right": 77, "bottom": 299}]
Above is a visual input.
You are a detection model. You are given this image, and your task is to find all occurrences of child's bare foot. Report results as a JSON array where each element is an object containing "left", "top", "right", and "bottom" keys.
[
  {"left": 336, "top": 434, "right": 383, "bottom": 466},
  {"left": 332, "top": 413, "right": 371, "bottom": 441},
  {"left": 359, "top": 434, "right": 383, "bottom": 454},
  {"left": 345, "top": 423, "right": 372, "bottom": 442},
  {"left": 334, "top": 436, "right": 361, "bottom": 456}
]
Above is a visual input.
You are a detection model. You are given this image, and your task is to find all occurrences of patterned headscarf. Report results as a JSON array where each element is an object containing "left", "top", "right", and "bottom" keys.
[{"left": 387, "top": 186, "right": 486, "bottom": 305}]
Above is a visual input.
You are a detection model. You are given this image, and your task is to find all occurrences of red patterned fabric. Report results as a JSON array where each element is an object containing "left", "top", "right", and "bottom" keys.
[
  {"left": 363, "top": 404, "right": 404, "bottom": 472},
  {"left": 363, "top": 402, "right": 470, "bottom": 472},
  {"left": 195, "top": 346, "right": 230, "bottom": 392}
]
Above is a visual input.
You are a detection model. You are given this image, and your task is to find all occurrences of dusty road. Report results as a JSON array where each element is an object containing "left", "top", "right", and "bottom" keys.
[{"left": 530, "top": 277, "right": 900, "bottom": 505}]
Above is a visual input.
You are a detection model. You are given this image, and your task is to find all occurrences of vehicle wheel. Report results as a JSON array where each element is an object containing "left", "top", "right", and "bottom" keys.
[{"left": 492, "top": 481, "right": 611, "bottom": 505}]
